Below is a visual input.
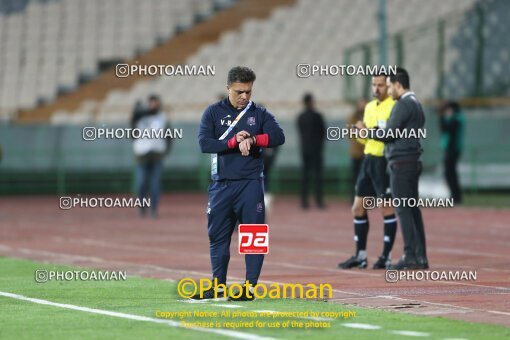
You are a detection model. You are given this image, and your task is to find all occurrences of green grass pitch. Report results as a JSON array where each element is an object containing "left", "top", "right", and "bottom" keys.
[{"left": 0, "top": 257, "right": 508, "bottom": 339}]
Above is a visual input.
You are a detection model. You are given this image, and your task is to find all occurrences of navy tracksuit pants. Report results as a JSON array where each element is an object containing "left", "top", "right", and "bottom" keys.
[{"left": 207, "top": 179, "right": 265, "bottom": 285}]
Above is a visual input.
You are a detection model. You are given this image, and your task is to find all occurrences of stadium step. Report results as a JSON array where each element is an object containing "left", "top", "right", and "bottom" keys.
[{"left": 16, "top": 0, "right": 297, "bottom": 123}]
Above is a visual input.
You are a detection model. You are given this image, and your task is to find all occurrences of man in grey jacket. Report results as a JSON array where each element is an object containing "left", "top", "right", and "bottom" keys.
[
  {"left": 131, "top": 95, "right": 172, "bottom": 218},
  {"left": 355, "top": 67, "right": 428, "bottom": 270}
]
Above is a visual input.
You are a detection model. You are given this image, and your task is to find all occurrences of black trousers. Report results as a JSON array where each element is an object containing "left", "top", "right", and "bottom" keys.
[
  {"left": 444, "top": 151, "right": 462, "bottom": 203},
  {"left": 389, "top": 161, "right": 427, "bottom": 264},
  {"left": 301, "top": 152, "right": 324, "bottom": 207},
  {"left": 351, "top": 157, "right": 363, "bottom": 201},
  {"left": 263, "top": 150, "right": 277, "bottom": 192}
]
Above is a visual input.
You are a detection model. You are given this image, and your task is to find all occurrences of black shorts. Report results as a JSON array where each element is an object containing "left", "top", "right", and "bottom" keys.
[{"left": 355, "top": 155, "right": 391, "bottom": 198}]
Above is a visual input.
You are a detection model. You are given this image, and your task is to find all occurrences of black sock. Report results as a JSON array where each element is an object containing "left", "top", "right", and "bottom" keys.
[
  {"left": 382, "top": 214, "right": 397, "bottom": 257},
  {"left": 354, "top": 215, "right": 369, "bottom": 257}
]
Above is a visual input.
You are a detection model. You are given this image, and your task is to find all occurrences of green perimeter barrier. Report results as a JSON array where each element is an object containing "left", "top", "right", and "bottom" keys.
[{"left": 0, "top": 108, "right": 509, "bottom": 195}]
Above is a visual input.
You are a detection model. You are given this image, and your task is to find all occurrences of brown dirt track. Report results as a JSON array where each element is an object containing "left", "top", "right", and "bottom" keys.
[{"left": 0, "top": 194, "right": 509, "bottom": 327}]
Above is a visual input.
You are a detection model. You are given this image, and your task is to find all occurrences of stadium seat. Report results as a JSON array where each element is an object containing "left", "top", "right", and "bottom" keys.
[
  {"left": 79, "top": 0, "right": 478, "bottom": 123},
  {"left": 0, "top": 0, "right": 221, "bottom": 117}
]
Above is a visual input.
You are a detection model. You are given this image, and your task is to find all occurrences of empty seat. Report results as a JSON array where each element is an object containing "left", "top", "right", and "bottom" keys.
[{"left": 0, "top": 0, "right": 219, "bottom": 112}]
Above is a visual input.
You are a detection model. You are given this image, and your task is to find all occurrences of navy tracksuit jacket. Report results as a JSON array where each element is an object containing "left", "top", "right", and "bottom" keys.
[{"left": 198, "top": 98, "right": 285, "bottom": 285}]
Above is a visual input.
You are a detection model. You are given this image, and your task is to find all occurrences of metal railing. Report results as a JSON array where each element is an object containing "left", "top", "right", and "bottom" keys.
[{"left": 343, "top": 0, "right": 510, "bottom": 101}]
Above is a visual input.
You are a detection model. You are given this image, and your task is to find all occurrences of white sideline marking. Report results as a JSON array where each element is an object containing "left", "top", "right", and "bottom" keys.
[
  {"left": 41, "top": 239, "right": 510, "bottom": 291},
  {"left": 0, "top": 291, "right": 275, "bottom": 340},
  {"left": 379, "top": 295, "right": 510, "bottom": 317},
  {"left": 3, "top": 246, "right": 510, "bottom": 318},
  {"left": 487, "top": 310, "right": 510, "bottom": 316},
  {"left": 390, "top": 330, "right": 430, "bottom": 337},
  {"left": 177, "top": 299, "right": 210, "bottom": 304},
  {"left": 270, "top": 261, "right": 381, "bottom": 277},
  {"left": 0, "top": 245, "right": 365, "bottom": 298},
  {"left": 411, "top": 309, "right": 471, "bottom": 316},
  {"left": 342, "top": 323, "right": 381, "bottom": 330}
]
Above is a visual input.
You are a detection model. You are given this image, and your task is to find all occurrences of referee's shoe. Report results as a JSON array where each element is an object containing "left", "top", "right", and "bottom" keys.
[
  {"left": 388, "top": 256, "right": 429, "bottom": 270},
  {"left": 372, "top": 255, "right": 391, "bottom": 269},
  {"left": 338, "top": 255, "right": 368, "bottom": 269}
]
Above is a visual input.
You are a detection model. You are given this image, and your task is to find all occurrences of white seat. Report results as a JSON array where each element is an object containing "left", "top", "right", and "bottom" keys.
[{"left": 50, "top": 111, "right": 73, "bottom": 125}]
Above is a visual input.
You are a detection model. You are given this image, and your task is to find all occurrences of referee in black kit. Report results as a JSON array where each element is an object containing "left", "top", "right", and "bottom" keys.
[{"left": 355, "top": 67, "right": 428, "bottom": 270}]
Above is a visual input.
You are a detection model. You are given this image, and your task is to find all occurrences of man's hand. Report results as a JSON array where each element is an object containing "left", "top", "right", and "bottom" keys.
[
  {"left": 236, "top": 131, "right": 251, "bottom": 143},
  {"left": 239, "top": 137, "right": 255, "bottom": 156},
  {"left": 354, "top": 120, "right": 366, "bottom": 130}
]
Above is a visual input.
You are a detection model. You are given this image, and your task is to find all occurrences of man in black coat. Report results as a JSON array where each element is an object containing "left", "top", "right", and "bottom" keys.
[{"left": 297, "top": 93, "right": 326, "bottom": 209}]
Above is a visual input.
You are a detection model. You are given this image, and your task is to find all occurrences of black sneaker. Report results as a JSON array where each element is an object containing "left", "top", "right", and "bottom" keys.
[
  {"left": 338, "top": 256, "right": 368, "bottom": 269},
  {"left": 227, "top": 289, "right": 255, "bottom": 302},
  {"left": 416, "top": 261, "right": 429, "bottom": 270},
  {"left": 372, "top": 256, "right": 391, "bottom": 269},
  {"left": 387, "top": 259, "right": 419, "bottom": 270},
  {"left": 190, "top": 288, "right": 225, "bottom": 300}
]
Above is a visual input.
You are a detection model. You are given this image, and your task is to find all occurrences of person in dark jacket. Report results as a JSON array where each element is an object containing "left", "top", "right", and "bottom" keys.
[
  {"left": 196, "top": 66, "right": 285, "bottom": 301},
  {"left": 355, "top": 67, "right": 428, "bottom": 270},
  {"left": 438, "top": 101, "right": 464, "bottom": 204},
  {"left": 297, "top": 93, "right": 326, "bottom": 209}
]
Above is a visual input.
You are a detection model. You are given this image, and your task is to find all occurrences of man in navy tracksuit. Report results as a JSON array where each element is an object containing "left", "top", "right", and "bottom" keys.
[{"left": 196, "top": 66, "right": 285, "bottom": 301}]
